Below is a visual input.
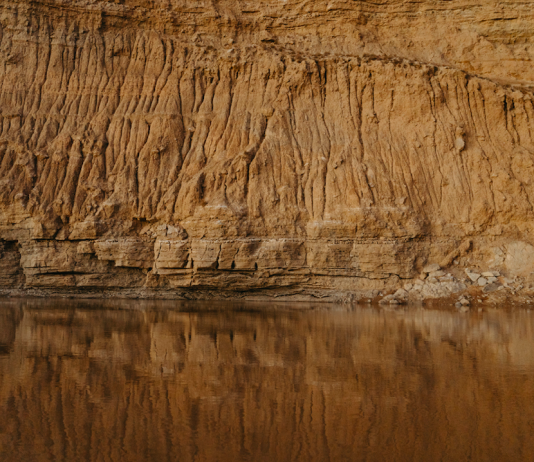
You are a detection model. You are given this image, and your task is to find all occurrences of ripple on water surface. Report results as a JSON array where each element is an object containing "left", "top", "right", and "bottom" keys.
[{"left": 0, "top": 299, "right": 533, "bottom": 462}]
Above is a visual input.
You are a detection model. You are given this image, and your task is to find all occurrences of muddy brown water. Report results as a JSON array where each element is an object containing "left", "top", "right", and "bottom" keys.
[{"left": 1, "top": 299, "right": 534, "bottom": 462}]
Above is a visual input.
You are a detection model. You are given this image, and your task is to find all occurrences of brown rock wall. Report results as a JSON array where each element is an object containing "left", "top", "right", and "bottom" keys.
[{"left": 1, "top": 1, "right": 534, "bottom": 300}]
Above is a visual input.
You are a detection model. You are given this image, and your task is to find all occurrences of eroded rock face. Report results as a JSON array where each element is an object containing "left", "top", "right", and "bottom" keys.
[{"left": 1, "top": 0, "right": 534, "bottom": 301}]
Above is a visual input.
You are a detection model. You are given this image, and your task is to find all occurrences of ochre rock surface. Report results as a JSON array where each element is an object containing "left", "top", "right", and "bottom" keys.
[{"left": 1, "top": 0, "right": 534, "bottom": 301}]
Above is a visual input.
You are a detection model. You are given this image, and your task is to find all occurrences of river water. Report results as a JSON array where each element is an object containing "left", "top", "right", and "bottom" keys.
[{"left": 1, "top": 299, "right": 533, "bottom": 461}]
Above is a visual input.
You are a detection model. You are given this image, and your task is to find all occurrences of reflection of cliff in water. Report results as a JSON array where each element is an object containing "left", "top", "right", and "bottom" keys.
[{"left": 1, "top": 300, "right": 534, "bottom": 462}]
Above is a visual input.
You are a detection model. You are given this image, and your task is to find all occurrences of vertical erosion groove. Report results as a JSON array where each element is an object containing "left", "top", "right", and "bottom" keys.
[{"left": 0, "top": 1, "right": 534, "bottom": 300}]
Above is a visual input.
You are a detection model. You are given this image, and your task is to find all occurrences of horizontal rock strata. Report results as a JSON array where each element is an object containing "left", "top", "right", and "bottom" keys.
[{"left": 1, "top": 0, "right": 534, "bottom": 302}]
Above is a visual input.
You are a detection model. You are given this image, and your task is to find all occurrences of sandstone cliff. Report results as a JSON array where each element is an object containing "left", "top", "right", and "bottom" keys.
[{"left": 2, "top": 0, "right": 534, "bottom": 302}]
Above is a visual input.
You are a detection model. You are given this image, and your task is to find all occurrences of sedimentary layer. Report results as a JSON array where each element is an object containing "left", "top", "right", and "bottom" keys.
[{"left": 2, "top": 0, "right": 534, "bottom": 302}]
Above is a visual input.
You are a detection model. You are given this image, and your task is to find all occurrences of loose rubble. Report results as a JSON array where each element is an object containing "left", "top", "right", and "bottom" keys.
[{"left": 377, "top": 264, "right": 530, "bottom": 307}]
